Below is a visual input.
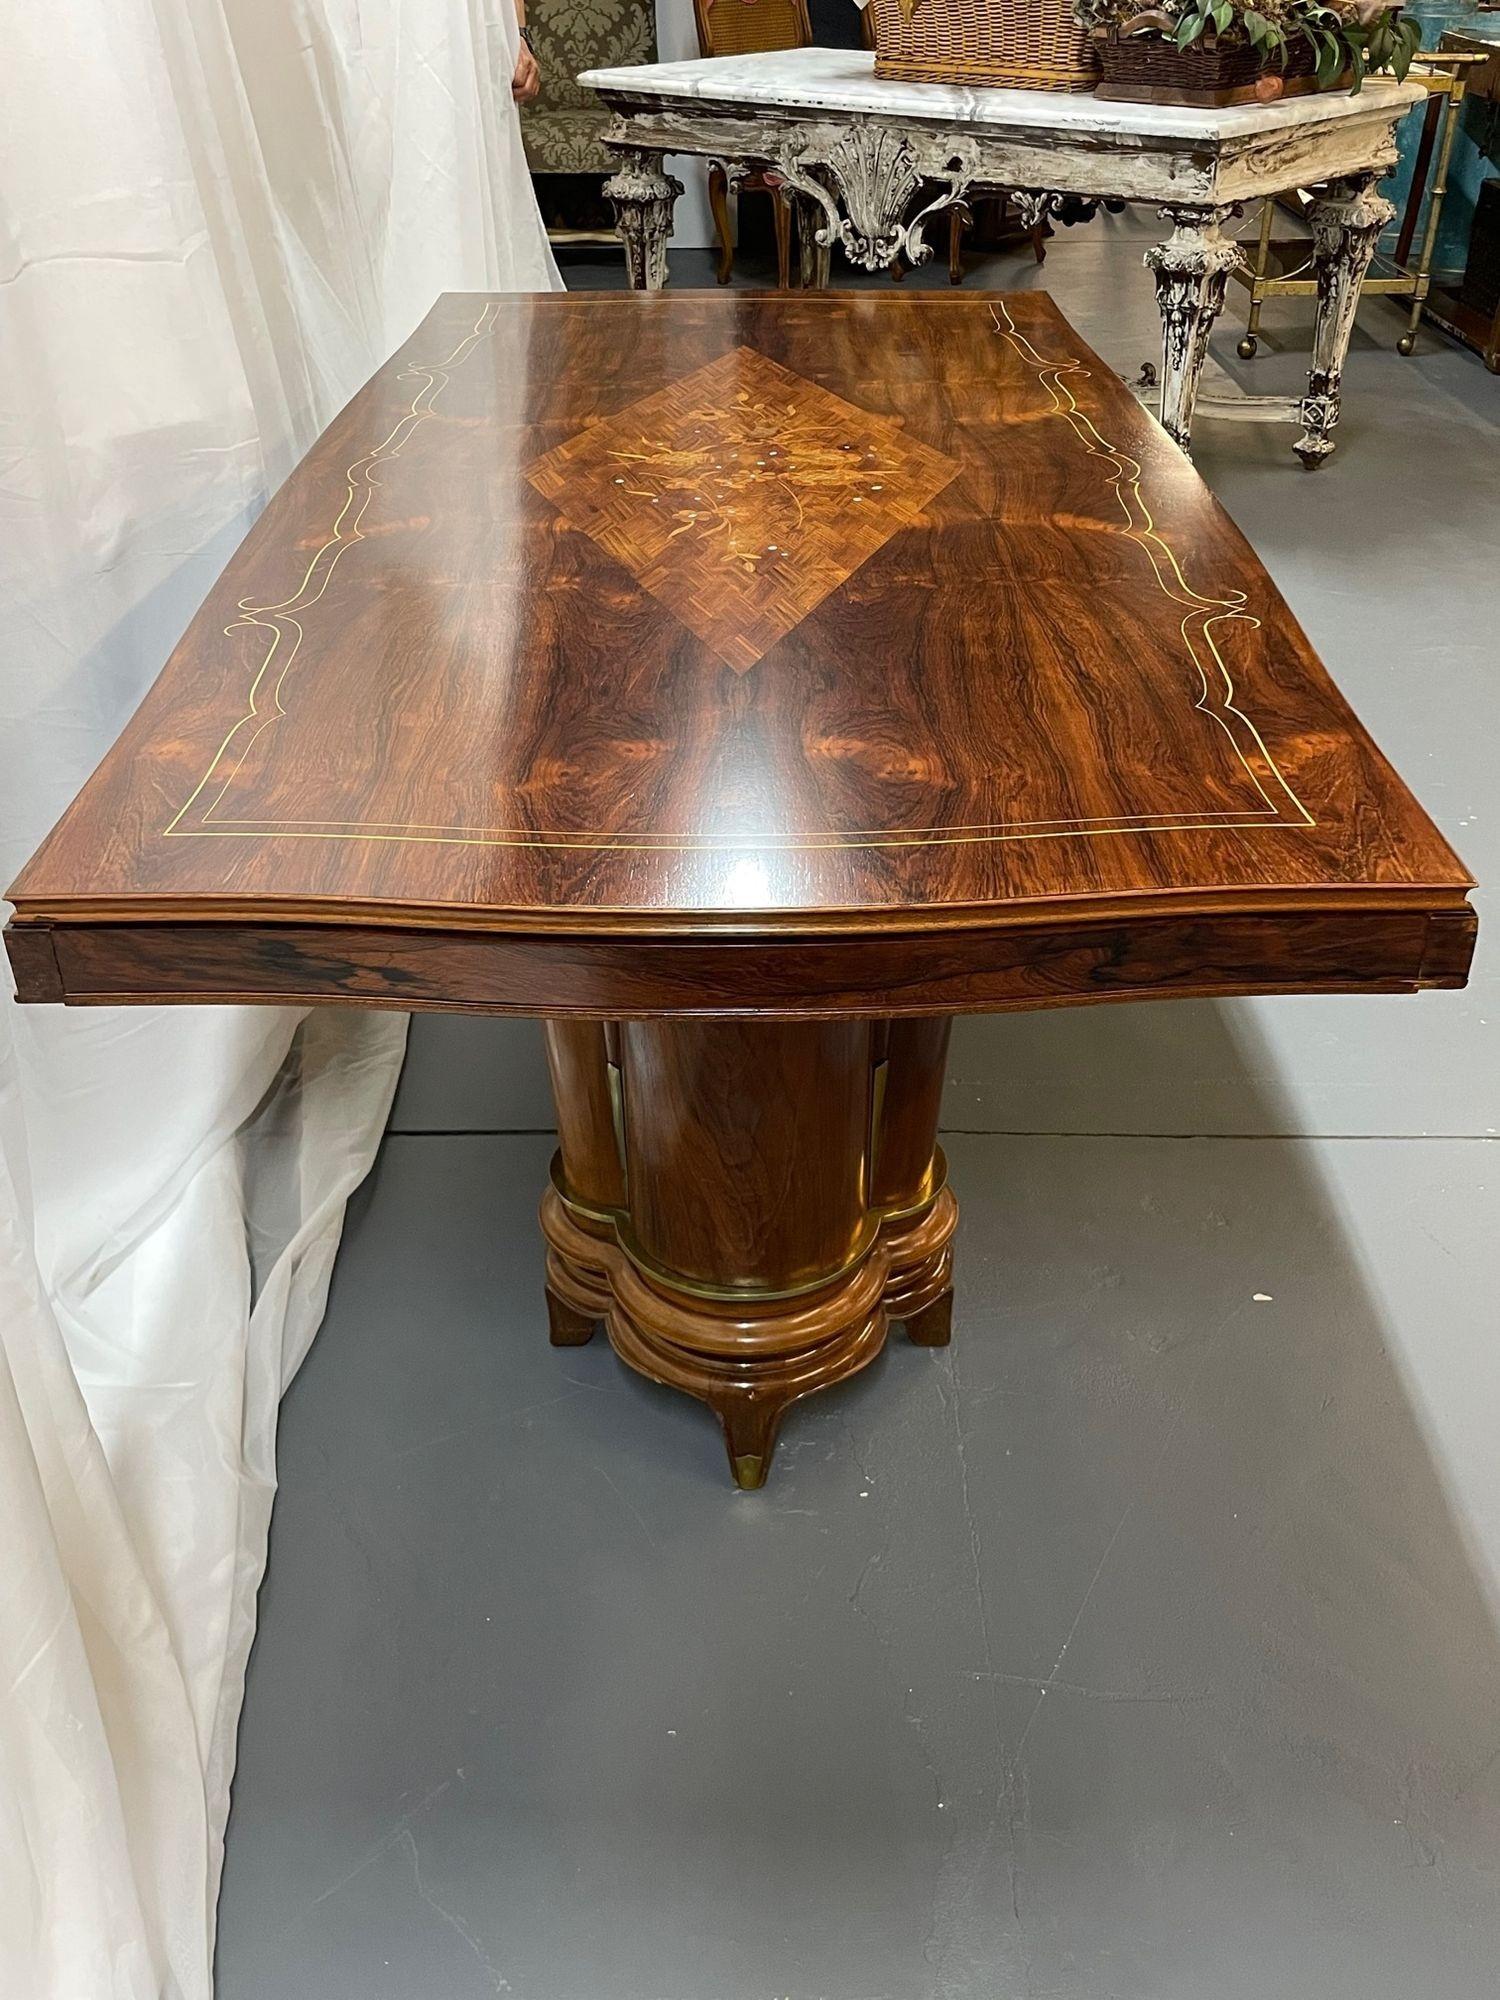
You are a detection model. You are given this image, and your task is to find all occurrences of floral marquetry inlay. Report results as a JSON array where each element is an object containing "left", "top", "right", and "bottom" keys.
[{"left": 526, "top": 346, "right": 959, "bottom": 671}]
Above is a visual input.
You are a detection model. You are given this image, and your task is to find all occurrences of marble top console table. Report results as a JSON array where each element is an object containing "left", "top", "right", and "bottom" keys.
[{"left": 580, "top": 49, "right": 1423, "bottom": 466}]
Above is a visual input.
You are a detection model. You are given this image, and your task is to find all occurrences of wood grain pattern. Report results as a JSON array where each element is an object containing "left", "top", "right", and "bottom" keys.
[
  {"left": 526, "top": 345, "right": 958, "bottom": 671},
  {"left": 13, "top": 905, "right": 1473, "bottom": 1017},
  {"left": 5, "top": 288, "right": 1475, "bottom": 1020}
]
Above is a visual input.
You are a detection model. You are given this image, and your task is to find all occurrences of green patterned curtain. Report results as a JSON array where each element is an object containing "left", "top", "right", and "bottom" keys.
[{"left": 522, "top": 0, "right": 657, "bottom": 174}]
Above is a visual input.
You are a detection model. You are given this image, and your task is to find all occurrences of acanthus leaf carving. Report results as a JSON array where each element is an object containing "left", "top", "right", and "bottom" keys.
[{"left": 774, "top": 129, "right": 976, "bottom": 275}]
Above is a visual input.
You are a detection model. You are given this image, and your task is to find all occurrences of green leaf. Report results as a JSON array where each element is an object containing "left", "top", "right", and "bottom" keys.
[
  {"left": 1212, "top": 0, "right": 1233, "bottom": 31},
  {"left": 1244, "top": 10, "right": 1270, "bottom": 42},
  {"left": 1176, "top": 8, "right": 1207, "bottom": 45}
]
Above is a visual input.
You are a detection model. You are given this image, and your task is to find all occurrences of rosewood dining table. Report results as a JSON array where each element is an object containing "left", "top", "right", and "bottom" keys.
[{"left": 5, "top": 290, "right": 1476, "bottom": 1488}]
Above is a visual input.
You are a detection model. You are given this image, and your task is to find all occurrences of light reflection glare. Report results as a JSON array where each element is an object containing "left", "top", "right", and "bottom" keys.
[{"left": 721, "top": 855, "right": 771, "bottom": 908}]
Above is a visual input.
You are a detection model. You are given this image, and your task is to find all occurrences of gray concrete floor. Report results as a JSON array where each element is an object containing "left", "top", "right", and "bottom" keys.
[{"left": 217, "top": 218, "right": 1500, "bottom": 1999}]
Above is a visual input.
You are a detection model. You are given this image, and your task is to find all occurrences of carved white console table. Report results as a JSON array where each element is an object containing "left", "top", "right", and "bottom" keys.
[{"left": 580, "top": 49, "right": 1422, "bottom": 466}]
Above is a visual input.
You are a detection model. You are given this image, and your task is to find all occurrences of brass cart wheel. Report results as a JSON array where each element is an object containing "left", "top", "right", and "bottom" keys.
[
  {"left": 1237, "top": 335, "right": 1258, "bottom": 359},
  {"left": 1397, "top": 332, "right": 1417, "bottom": 356}
]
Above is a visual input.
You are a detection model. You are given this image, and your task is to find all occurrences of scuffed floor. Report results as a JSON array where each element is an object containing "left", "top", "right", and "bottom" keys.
[{"left": 217, "top": 225, "right": 1500, "bottom": 2000}]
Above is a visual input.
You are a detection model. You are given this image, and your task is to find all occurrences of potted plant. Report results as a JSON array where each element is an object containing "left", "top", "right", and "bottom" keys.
[{"left": 1074, "top": 0, "right": 1422, "bottom": 105}]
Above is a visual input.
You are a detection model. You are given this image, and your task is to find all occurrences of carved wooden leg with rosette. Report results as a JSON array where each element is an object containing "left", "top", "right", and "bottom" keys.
[
  {"left": 1144, "top": 204, "right": 1243, "bottom": 452},
  {"left": 794, "top": 192, "right": 832, "bottom": 290},
  {"left": 539, "top": 1016, "right": 958, "bottom": 1489},
  {"left": 1295, "top": 173, "right": 1397, "bottom": 470},
  {"left": 603, "top": 147, "right": 683, "bottom": 292}
]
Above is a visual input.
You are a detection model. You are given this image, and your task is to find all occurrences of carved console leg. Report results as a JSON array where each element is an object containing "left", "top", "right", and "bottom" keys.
[
  {"left": 1295, "top": 174, "right": 1397, "bottom": 470},
  {"left": 539, "top": 1015, "right": 958, "bottom": 1486},
  {"left": 603, "top": 147, "right": 683, "bottom": 292},
  {"left": 1144, "top": 205, "right": 1242, "bottom": 453}
]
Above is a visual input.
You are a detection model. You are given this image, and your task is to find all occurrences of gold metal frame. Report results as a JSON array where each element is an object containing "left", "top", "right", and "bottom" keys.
[{"left": 1232, "top": 53, "right": 1485, "bottom": 360}]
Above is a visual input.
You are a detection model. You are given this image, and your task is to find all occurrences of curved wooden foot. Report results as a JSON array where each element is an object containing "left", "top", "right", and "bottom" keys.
[
  {"left": 607, "top": 1253, "right": 888, "bottom": 1490},
  {"left": 722, "top": 1401, "right": 785, "bottom": 1490},
  {"left": 546, "top": 1286, "right": 598, "bottom": 1346},
  {"left": 709, "top": 163, "right": 734, "bottom": 286},
  {"left": 903, "top": 1290, "right": 953, "bottom": 1348}
]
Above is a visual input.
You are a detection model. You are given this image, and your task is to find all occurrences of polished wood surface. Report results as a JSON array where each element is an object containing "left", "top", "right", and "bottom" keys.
[
  {"left": 4, "top": 289, "right": 1475, "bottom": 1484},
  {"left": 5, "top": 289, "right": 1474, "bottom": 1015},
  {"left": 541, "top": 1013, "right": 956, "bottom": 1487}
]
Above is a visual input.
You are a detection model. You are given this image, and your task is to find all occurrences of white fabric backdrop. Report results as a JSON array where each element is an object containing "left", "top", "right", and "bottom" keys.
[{"left": 0, "top": 5, "right": 559, "bottom": 1996}]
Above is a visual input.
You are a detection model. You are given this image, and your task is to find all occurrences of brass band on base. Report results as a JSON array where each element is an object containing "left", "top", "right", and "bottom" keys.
[{"left": 549, "top": 1145, "right": 950, "bottom": 1306}]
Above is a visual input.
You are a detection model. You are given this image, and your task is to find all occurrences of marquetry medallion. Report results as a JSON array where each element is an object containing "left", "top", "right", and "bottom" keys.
[{"left": 525, "top": 346, "right": 959, "bottom": 672}]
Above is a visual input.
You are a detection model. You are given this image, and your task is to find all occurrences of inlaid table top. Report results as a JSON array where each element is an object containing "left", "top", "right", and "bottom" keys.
[{"left": 5, "top": 289, "right": 1475, "bottom": 1018}]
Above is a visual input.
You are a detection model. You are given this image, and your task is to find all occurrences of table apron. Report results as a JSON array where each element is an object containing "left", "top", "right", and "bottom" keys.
[
  {"left": 596, "top": 99, "right": 1410, "bottom": 209},
  {"left": 8, "top": 905, "right": 1474, "bottom": 1017}
]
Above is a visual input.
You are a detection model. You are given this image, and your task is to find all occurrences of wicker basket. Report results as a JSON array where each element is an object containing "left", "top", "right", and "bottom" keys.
[
  {"left": 1094, "top": 27, "right": 1325, "bottom": 104},
  {"left": 867, "top": 0, "right": 1099, "bottom": 92}
]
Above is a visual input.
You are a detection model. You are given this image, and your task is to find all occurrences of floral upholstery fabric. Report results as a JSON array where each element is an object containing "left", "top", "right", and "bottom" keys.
[{"left": 522, "top": 0, "right": 657, "bottom": 173}]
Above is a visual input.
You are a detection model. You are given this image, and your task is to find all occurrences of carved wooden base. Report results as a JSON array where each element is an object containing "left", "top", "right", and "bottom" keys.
[{"left": 539, "top": 1018, "right": 957, "bottom": 1487}]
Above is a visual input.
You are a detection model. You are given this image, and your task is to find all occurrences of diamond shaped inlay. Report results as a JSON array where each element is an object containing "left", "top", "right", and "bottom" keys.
[{"left": 526, "top": 346, "right": 959, "bottom": 672}]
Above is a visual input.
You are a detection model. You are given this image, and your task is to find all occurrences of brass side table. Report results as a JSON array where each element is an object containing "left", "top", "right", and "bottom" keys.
[{"left": 1234, "top": 51, "right": 1486, "bottom": 359}]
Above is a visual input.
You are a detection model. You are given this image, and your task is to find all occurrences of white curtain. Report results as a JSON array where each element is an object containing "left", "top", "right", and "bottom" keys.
[{"left": 0, "top": 6, "right": 560, "bottom": 1996}]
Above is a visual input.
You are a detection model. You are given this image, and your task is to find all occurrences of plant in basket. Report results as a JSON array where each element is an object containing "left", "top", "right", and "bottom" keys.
[{"left": 1072, "top": 0, "right": 1423, "bottom": 105}]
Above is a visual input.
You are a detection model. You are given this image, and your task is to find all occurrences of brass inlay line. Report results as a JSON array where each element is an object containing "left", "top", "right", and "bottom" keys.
[
  {"left": 166, "top": 303, "right": 1310, "bottom": 855},
  {"left": 158, "top": 817, "right": 1289, "bottom": 855},
  {"left": 165, "top": 301, "right": 502, "bottom": 838},
  {"left": 198, "top": 805, "right": 1271, "bottom": 840},
  {"left": 990, "top": 300, "right": 1314, "bottom": 831}
]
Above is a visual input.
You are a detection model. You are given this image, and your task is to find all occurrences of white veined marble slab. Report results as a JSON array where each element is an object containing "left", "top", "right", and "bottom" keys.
[{"left": 579, "top": 46, "right": 1422, "bottom": 144}]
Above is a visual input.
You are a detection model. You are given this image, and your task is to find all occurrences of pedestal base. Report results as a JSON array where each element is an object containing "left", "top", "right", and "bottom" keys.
[{"left": 539, "top": 1018, "right": 958, "bottom": 1487}]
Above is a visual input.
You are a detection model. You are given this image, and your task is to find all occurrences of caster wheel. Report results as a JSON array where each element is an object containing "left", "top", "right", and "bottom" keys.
[
  {"left": 1397, "top": 333, "right": 1416, "bottom": 356},
  {"left": 1237, "top": 335, "right": 1258, "bottom": 359}
]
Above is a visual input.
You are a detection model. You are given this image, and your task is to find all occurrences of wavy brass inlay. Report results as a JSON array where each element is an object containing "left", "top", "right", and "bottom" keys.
[
  {"left": 166, "top": 303, "right": 1311, "bottom": 856},
  {"left": 165, "top": 302, "right": 502, "bottom": 839},
  {"left": 989, "top": 299, "right": 1313, "bottom": 831}
]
